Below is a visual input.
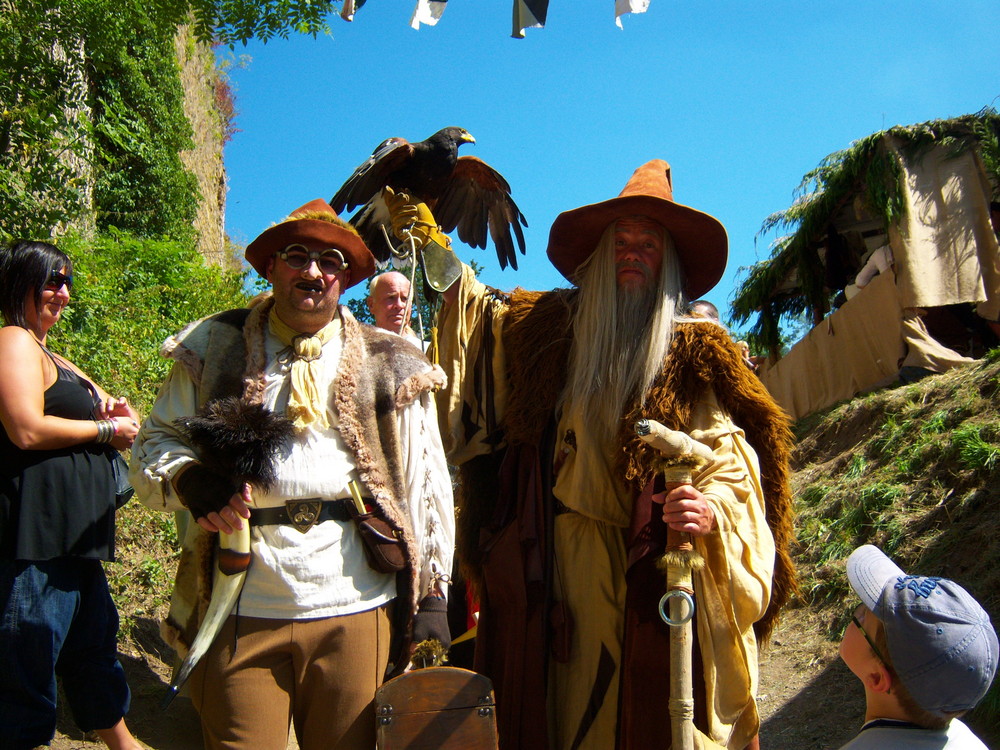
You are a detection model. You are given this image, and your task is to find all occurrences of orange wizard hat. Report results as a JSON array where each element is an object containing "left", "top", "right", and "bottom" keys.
[
  {"left": 244, "top": 199, "right": 376, "bottom": 289},
  {"left": 546, "top": 160, "right": 728, "bottom": 299}
]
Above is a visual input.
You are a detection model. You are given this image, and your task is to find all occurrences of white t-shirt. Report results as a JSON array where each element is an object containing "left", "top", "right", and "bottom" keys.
[{"left": 837, "top": 718, "right": 989, "bottom": 749}]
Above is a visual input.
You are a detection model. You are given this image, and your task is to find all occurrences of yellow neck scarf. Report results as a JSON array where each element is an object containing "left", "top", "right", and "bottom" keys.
[{"left": 268, "top": 309, "right": 340, "bottom": 430}]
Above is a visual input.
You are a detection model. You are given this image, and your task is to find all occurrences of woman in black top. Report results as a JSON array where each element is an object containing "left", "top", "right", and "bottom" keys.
[{"left": 0, "top": 241, "right": 143, "bottom": 750}]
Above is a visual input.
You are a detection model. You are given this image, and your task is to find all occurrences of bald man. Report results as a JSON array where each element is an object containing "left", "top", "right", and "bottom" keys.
[{"left": 366, "top": 271, "right": 424, "bottom": 347}]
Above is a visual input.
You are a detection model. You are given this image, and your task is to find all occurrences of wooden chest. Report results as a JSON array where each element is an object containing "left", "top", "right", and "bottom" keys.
[{"left": 375, "top": 667, "right": 499, "bottom": 749}]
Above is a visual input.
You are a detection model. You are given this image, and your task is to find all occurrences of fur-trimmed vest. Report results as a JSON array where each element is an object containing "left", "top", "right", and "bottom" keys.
[{"left": 160, "top": 298, "right": 445, "bottom": 663}]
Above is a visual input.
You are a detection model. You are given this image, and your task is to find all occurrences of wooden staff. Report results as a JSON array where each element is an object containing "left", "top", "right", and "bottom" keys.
[{"left": 635, "top": 419, "right": 713, "bottom": 750}]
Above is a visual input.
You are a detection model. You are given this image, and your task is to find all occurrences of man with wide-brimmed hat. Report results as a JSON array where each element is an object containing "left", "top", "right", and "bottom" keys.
[
  {"left": 130, "top": 200, "right": 454, "bottom": 749},
  {"left": 387, "top": 161, "right": 795, "bottom": 750}
]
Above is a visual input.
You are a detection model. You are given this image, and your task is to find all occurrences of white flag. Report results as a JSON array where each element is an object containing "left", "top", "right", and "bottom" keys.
[
  {"left": 411, "top": 0, "right": 448, "bottom": 29},
  {"left": 615, "top": 0, "right": 651, "bottom": 28}
]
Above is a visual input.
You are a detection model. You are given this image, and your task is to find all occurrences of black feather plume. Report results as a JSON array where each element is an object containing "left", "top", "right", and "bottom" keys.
[{"left": 173, "top": 397, "right": 295, "bottom": 489}]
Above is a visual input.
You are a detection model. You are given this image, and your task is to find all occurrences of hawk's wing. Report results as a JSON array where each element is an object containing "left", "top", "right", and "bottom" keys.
[
  {"left": 330, "top": 137, "right": 415, "bottom": 214},
  {"left": 433, "top": 156, "right": 528, "bottom": 271}
]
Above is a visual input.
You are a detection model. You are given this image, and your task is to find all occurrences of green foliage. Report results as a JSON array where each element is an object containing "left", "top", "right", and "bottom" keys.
[
  {"left": 790, "top": 355, "right": 1000, "bottom": 655},
  {"left": 952, "top": 424, "right": 1000, "bottom": 472},
  {"left": 1, "top": 1, "right": 200, "bottom": 242},
  {"left": 89, "top": 14, "right": 198, "bottom": 240},
  {"left": 921, "top": 409, "right": 951, "bottom": 434},
  {"left": 2, "top": 0, "right": 343, "bottom": 243},
  {"left": 0, "top": 2, "right": 92, "bottom": 237},
  {"left": 798, "top": 483, "right": 830, "bottom": 507},
  {"left": 845, "top": 454, "right": 867, "bottom": 479},
  {"left": 182, "top": 0, "right": 342, "bottom": 47},
  {"left": 837, "top": 482, "right": 904, "bottom": 537},
  {"left": 51, "top": 230, "right": 250, "bottom": 414}
]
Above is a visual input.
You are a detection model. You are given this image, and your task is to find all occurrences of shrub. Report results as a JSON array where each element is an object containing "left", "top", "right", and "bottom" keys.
[{"left": 53, "top": 230, "right": 250, "bottom": 414}]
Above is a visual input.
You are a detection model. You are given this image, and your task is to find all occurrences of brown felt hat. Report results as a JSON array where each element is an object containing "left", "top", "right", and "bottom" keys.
[
  {"left": 244, "top": 199, "right": 376, "bottom": 289},
  {"left": 546, "top": 160, "right": 728, "bottom": 299}
]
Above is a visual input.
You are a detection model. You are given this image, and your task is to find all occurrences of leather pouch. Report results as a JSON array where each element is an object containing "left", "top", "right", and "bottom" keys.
[{"left": 346, "top": 502, "right": 406, "bottom": 573}]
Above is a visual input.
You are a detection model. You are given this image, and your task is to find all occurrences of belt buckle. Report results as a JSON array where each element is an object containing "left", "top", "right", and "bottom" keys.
[{"left": 286, "top": 499, "right": 323, "bottom": 533}]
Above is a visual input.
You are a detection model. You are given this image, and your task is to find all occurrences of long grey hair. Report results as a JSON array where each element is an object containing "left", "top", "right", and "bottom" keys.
[{"left": 562, "top": 221, "right": 687, "bottom": 452}]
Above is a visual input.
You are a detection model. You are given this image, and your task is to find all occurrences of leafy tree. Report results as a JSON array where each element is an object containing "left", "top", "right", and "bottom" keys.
[
  {"left": 0, "top": 3, "right": 91, "bottom": 238},
  {"left": 89, "top": 13, "right": 199, "bottom": 241},
  {"left": 1, "top": 0, "right": 344, "bottom": 243}
]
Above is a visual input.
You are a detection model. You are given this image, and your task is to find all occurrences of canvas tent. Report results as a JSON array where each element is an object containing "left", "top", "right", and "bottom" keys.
[{"left": 731, "top": 111, "right": 1000, "bottom": 420}]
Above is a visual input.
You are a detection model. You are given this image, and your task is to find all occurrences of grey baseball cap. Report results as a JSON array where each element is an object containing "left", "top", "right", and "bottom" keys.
[{"left": 847, "top": 545, "right": 998, "bottom": 717}]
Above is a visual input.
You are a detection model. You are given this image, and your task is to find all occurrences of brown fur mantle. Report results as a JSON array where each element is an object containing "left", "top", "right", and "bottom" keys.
[{"left": 469, "top": 291, "right": 796, "bottom": 643}]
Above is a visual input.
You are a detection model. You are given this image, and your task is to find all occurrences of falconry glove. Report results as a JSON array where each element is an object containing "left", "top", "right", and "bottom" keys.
[
  {"left": 383, "top": 187, "right": 452, "bottom": 252},
  {"left": 383, "top": 187, "right": 462, "bottom": 292},
  {"left": 173, "top": 461, "right": 241, "bottom": 521}
]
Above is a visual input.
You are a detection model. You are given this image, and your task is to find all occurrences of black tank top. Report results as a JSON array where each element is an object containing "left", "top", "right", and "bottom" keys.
[{"left": 0, "top": 346, "right": 116, "bottom": 561}]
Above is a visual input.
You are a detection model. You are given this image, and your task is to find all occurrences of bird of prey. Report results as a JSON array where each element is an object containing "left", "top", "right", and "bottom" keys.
[{"left": 330, "top": 127, "right": 528, "bottom": 270}]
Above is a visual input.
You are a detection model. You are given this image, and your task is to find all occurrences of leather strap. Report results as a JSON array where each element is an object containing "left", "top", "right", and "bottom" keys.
[{"left": 249, "top": 498, "right": 352, "bottom": 527}]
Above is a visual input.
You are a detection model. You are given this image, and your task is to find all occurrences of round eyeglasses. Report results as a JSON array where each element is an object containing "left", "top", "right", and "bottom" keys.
[
  {"left": 277, "top": 244, "right": 349, "bottom": 275},
  {"left": 46, "top": 270, "right": 74, "bottom": 291}
]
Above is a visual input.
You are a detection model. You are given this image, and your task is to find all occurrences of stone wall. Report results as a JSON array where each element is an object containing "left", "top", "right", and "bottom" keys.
[{"left": 174, "top": 26, "right": 234, "bottom": 269}]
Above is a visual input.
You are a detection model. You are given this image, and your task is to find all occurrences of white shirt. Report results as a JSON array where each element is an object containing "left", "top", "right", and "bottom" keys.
[{"left": 837, "top": 718, "right": 989, "bottom": 749}]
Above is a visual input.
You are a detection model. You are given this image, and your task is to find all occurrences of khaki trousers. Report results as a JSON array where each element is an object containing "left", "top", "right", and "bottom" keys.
[{"left": 189, "top": 607, "right": 391, "bottom": 750}]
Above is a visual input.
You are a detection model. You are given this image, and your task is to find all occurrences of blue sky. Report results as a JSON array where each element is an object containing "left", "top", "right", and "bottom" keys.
[{"left": 222, "top": 0, "right": 1000, "bottom": 323}]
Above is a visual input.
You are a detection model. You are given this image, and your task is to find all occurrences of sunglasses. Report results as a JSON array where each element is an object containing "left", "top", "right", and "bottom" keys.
[
  {"left": 45, "top": 270, "right": 74, "bottom": 291},
  {"left": 851, "top": 605, "right": 888, "bottom": 664},
  {"left": 277, "top": 244, "right": 349, "bottom": 275}
]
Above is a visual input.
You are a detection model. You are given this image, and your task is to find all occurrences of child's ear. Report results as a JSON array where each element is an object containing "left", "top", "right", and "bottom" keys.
[{"left": 864, "top": 661, "right": 894, "bottom": 695}]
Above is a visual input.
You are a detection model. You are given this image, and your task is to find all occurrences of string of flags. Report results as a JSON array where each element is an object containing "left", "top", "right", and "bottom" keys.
[{"left": 339, "top": 0, "right": 653, "bottom": 37}]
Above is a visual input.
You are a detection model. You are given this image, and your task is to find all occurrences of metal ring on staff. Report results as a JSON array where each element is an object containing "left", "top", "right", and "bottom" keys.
[{"left": 658, "top": 590, "right": 695, "bottom": 626}]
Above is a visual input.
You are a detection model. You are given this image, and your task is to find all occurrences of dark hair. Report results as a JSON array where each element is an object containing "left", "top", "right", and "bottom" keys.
[
  {"left": 0, "top": 241, "right": 73, "bottom": 329},
  {"left": 991, "top": 200, "right": 1000, "bottom": 212}
]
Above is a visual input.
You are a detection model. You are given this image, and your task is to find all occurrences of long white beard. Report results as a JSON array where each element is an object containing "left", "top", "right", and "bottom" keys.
[
  {"left": 561, "top": 224, "right": 682, "bottom": 465},
  {"left": 564, "top": 283, "right": 665, "bottom": 474}
]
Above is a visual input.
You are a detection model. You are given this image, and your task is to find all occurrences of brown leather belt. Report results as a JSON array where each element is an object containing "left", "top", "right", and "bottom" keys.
[{"left": 249, "top": 498, "right": 352, "bottom": 532}]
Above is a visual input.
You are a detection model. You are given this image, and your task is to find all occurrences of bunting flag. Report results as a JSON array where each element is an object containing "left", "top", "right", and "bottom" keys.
[
  {"left": 340, "top": 0, "right": 367, "bottom": 22},
  {"left": 512, "top": 0, "right": 549, "bottom": 38},
  {"left": 615, "top": 0, "right": 651, "bottom": 28},
  {"left": 411, "top": 0, "right": 448, "bottom": 29}
]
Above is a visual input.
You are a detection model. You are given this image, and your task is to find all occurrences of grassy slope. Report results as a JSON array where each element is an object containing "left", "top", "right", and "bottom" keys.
[{"left": 789, "top": 348, "right": 1000, "bottom": 731}]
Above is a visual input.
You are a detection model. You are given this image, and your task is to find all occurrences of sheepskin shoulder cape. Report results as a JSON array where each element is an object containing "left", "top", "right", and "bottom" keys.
[{"left": 158, "top": 299, "right": 445, "bottom": 659}]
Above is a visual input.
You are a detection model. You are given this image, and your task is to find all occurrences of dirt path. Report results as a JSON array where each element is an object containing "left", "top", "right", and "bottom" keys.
[{"left": 51, "top": 607, "right": 996, "bottom": 750}]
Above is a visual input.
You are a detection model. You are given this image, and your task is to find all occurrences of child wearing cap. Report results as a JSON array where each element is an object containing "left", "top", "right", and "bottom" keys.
[{"left": 838, "top": 544, "right": 998, "bottom": 749}]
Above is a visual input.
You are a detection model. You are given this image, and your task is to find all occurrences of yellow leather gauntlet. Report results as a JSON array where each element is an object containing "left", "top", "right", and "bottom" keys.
[{"left": 382, "top": 186, "right": 452, "bottom": 251}]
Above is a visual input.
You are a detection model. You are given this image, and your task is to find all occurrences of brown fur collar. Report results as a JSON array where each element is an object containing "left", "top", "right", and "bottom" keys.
[{"left": 617, "top": 322, "right": 797, "bottom": 643}]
